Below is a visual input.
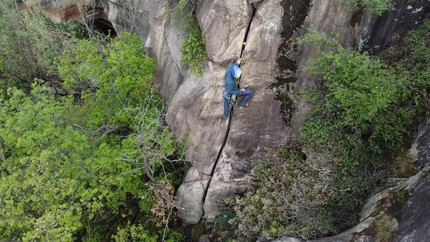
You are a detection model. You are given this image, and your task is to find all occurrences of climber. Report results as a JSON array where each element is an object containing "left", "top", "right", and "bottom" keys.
[{"left": 223, "top": 58, "right": 253, "bottom": 117}]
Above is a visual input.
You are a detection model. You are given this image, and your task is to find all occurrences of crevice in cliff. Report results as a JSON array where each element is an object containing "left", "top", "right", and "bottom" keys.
[
  {"left": 201, "top": 4, "right": 257, "bottom": 219},
  {"left": 240, "top": 5, "right": 257, "bottom": 58},
  {"left": 275, "top": 0, "right": 311, "bottom": 126}
]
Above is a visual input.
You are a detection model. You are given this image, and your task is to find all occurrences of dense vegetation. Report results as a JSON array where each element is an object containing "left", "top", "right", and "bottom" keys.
[
  {"left": 2, "top": 0, "right": 428, "bottom": 241},
  {"left": 0, "top": 2, "right": 187, "bottom": 241},
  {"left": 228, "top": 18, "right": 430, "bottom": 241}
]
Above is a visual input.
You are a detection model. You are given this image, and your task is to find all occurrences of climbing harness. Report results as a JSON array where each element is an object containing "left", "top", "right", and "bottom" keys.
[{"left": 223, "top": 87, "right": 237, "bottom": 117}]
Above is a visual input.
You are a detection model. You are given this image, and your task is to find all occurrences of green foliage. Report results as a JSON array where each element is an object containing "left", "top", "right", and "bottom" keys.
[
  {"left": 215, "top": 210, "right": 236, "bottom": 232},
  {"left": 231, "top": 21, "right": 430, "bottom": 241},
  {"left": 0, "top": 32, "right": 187, "bottom": 241},
  {"left": 112, "top": 221, "right": 183, "bottom": 242},
  {"left": 58, "top": 32, "right": 157, "bottom": 129},
  {"left": 173, "top": 0, "right": 202, "bottom": 11},
  {"left": 0, "top": 83, "right": 154, "bottom": 241},
  {"left": 392, "top": 20, "right": 430, "bottom": 90},
  {"left": 339, "top": 0, "right": 394, "bottom": 15},
  {"left": 58, "top": 20, "right": 87, "bottom": 39},
  {"left": 230, "top": 149, "right": 358, "bottom": 240},
  {"left": 0, "top": 2, "right": 85, "bottom": 92},
  {"left": 112, "top": 222, "right": 158, "bottom": 242},
  {"left": 298, "top": 30, "right": 417, "bottom": 167},
  {"left": 253, "top": 22, "right": 430, "bottom": 239},
  {"left": 169, "top": 0, "right": 208, "bottom": 76},
  {"left": 181, "top": 16, "right": 208, "bottom": 76}
]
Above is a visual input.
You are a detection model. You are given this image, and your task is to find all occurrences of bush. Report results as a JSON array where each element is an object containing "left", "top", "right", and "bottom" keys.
[
  {"left": 339, "top": 0, "right": 394, "bottom": 15},
  {"left": 230, "top": 147, "right": 371, "bottom": 240},
  {"left": 170, "top": 0, "right": 208, "bottom": 76},
  {"left": 298, "top": 29, "right": 417, "bottom": 168},
  {"left": 0, "top": 2, "right": 61, "bottom": 87},
  {"left": 181, "top": 16, "right": 208, "bottom": 76}
]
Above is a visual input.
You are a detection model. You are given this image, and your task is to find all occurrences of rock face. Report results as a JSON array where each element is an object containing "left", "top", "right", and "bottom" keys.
[
  {"left": 32, "top": 0, "right": 430, "bottom": 238},
  {"left": 197, "top": 1, "right": 254, "bottom": 64},
  {"left": 306, "top": 171, "right": 424, "bottom": 242},
  {"left": 162, "top": 0, "right": 430, "bottom": 224},
  {"left": 393, "top": 120, "right": 430, "bottom": 242},
  {"left": 394, "top": 175, "right": 430, "bottom": 242},
  {"left": 98, "top": 0, "right": 150, "bottom": 40},
  {"left": 358, "top": 0, "right": 430, "bottom": 54},
  {"left": 200, "top": 0, "right": 290, "bottom": 222},
  {"left": 32, "top": 0, "right": 150, "bottom": 41},
  {"left": 148, "top": 0, "right": 188, "bottom": 100}
]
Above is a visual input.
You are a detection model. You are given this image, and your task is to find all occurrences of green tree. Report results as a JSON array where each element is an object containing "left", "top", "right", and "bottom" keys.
[
  {"left": 0, "top": 1, "right": 85, "bottom": 92},
  {"left": 298, "top": 29, "right": 416, "bottom": 165},
  {"left": 1, "top": 33, "right": 187, "bottom": 241}
]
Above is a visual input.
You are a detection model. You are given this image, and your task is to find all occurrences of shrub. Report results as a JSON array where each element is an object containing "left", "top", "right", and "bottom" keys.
[
  {"left": 339, "top": 0, "right": 394, "bottom": 15},
  {"left": 0, "top": 2, "right": 61, "bottom": 87},
  {"left": 181, "top": 16, "right": 208, "bottom": 76},
  {"left": 169, "top": 0, "right": 208, "bottom": 76},
  {"left": 298, "top": 29, "right": 415, "bottom": 168},
  {"left": 229, "top": 147, "right": 370, "bottom": 240}
]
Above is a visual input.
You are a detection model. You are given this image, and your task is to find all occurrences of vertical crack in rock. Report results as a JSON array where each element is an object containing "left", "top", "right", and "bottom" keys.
[
  {"left": 201, "top": 4, "right": 257, "bottom": 217},
  {"left": 274, "top": 0, "right": 311, "bottom": 126}
]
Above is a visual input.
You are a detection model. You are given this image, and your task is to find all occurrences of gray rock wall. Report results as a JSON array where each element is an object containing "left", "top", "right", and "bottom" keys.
[
  {"left": 358, "top": 0, "right": 430, "bottom": 54},
  {"left": 197, "top": 0, "right": 253, "bottom": 64},
  {"left": 148, "top": 0, "right": 187, "bottom": 100},
  {"left": 100, "top": 0, "right": 150, "bottom": 40},
  {"left": 169, "top": 0, "right": 290, "bottom": 223},
  {"left": 31, "top": 0, "right": 430, "bottom": 238},
  {"left": 166, "top": 0, "right": 430, "bottom": 224},
  {"left": 201, "top": 0, "right": 289, "bottom": 221},
  {"left": 394, "top": 174, "right": 430, "bottom": 242}
]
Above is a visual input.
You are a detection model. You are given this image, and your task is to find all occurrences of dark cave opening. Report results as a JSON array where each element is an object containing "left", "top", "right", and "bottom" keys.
[{"left": 91, "top": 18, "right": 117, "bottom": 37}]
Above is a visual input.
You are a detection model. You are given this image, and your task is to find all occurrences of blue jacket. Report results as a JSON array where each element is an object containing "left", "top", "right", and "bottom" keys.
[{"left": 225, "top": 63, "right": 241, "bottom": 95}]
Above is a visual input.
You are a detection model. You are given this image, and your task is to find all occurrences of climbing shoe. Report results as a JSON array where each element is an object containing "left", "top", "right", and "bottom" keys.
[{"left": 240, "top": 103, "right": 249, "bottom": 107}]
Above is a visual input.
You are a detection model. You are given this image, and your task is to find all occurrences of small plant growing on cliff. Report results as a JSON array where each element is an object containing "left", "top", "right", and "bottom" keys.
[
  {"left": 169, "top": 0, "right": 208, "bottom": 76},
  {"left": 181, "top": 16, "right": 208, "bottom": 76},
  {"left": 339, "top": 0, "right": 394, "bottom": 15}
]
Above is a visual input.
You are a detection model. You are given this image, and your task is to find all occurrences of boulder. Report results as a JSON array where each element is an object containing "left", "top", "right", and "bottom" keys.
[
  {"left": 176, "top": 168, "right": 209, "bottom": 224},
  {"left": 394, "top": 169, "right": 430, "bottom": 241}
]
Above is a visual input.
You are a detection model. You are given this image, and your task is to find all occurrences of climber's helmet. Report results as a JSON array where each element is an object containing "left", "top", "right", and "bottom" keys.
[{"left": 231, "top": 65, "right": 241, "bottom": 79}]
